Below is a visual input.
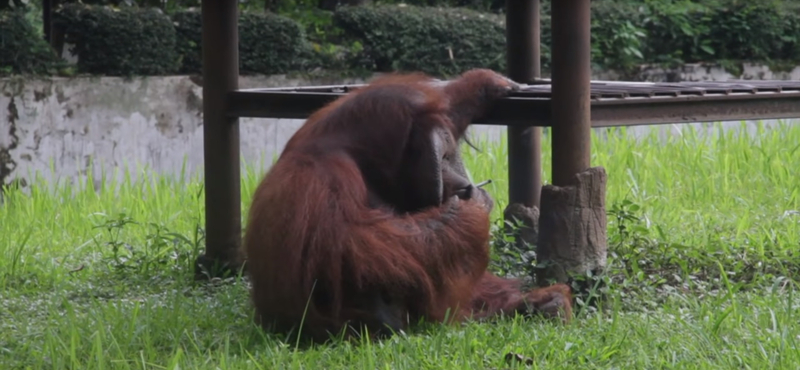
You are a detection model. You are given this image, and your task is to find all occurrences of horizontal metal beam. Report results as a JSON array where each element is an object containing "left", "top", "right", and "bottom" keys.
[
  {"left": 228, "top": 91, "right": 343, "bottom": 120},
  {"left": 227, "top": 90, "right": 800, "bottom": 127},
  {"left": 591, "top": 92, "right": 800, "bottom": 127}
]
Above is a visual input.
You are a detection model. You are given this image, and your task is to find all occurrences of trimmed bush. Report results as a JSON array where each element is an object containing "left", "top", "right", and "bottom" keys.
[
  {"left": 589, "top": 1, "right": 649, "bottom": 71},
  {"left": 779, "top": 3, "right": 800, "bottom": 62},
  {"left": 704, "top": 1, "right": 796, "bottom": 61},
  {"left": 334, "top": 5, "right": 507, "bottom": 77},
  {"left": 172, "top": 9, "right": 313, "bottom": 75},
  {"left": 53, "top": 4, "right": 179, "bottom": 76},
  {"left": 171, "top": 9, "right": 202, "bottom": 74},
  {"left": 239, "top": 12, "right": 314, "bottom": 74},
  {"left": 4, "top": 0, "right": 800, "bottom": 78},
  {"left": 0, "top": 9, "right": 65, "bottom": 76},
  {"left": 566, "top": 0, "right": 800, "bottom": 71}
]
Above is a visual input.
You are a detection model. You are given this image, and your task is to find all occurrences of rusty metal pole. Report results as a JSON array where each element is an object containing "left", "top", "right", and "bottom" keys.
[
  {"left": 506, "top": 0, "right": 542, "bottom": 208},
  {"left": 551, "top": 0, "right": 592, "bottom": 185},
  {"left": 196, "top": 0, "right": 242, "bottom": 279},
  {"left": 536, "top": 0, "right": 607, "bottom": 298}
]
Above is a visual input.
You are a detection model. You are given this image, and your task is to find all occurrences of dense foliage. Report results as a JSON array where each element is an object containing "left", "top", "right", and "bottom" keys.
[
  {"left": 334, "top": 5, "right": 506, "bottom": 76},
  {"left": 2, "top": 0, "right": 800, "bottom": 77},
  {"left": 0, "top": 9, "right": 65, "bottom": 76},
  {"left": 53, "top": 3, "right": 179, "bottom": 76},
  {"left": 629, "top": 0, "right": 800, "bottom": 69},
  {"left": 173, "top": 9, "right": 312, "bottom": 75}
]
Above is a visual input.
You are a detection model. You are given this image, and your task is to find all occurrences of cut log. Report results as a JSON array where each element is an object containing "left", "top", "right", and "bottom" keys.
[{"left": 536, "top": 166, "right": 608, "bottom": 301}]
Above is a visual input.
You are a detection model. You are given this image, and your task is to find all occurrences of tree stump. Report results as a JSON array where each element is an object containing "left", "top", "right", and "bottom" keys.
[
  {"left": 503, "top": 203, "right": 540, "bottom": 251},
  {"left": 536, "top": 166, "right": 608, "bottom": 303}
]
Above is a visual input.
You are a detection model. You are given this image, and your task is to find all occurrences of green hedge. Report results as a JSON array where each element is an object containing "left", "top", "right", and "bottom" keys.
[
  {"left": 333, "top": 0, "right": 800, "bottom": 76},
  {"left": 590, "top": 0, "right": 800, "bottom": 71},
  {"left": 173, "top": 9, "right": 313, "bottom": 75},
  {"left": 53, "top": 4, "right": 179, "bottom": 76},
  {"left": 3, "top": 0, "right": 800, "bottom": 78},
  {"left": 171, "top": 10, "right": 202, "bottom": 74},
  {"left": 0, "top": 9, "right": 65, "bottom": 76},
  {"left": 334, "top": 5, "right": 507, "bottom": 77}
]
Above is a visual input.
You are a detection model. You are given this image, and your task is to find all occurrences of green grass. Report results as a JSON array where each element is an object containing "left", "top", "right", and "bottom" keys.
[{"left": 2, "top": 121, "right": 800, "bottom": 369}]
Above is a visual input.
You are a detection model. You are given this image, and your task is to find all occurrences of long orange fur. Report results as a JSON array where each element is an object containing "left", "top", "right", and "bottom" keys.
[{"left": 243, "top": 69, "right": 572, "bottom": 343}]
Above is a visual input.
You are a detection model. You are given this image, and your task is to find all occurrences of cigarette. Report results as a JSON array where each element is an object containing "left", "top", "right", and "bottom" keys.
[{"left": 475, "top": 179, "right": 492, "bottom": 188}]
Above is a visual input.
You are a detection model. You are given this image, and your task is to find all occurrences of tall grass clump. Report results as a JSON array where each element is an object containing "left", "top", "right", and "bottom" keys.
[{"left": 1, "top": 120, "right": 799, "bottom": 369}]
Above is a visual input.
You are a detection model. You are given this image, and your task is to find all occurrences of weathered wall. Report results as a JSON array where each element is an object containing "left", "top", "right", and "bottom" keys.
[
  {"left": 0, "top": 74, "right": 375, "bottom": 192},
  {"left": 1, "top": 63, "right": 800, "bottom": 192}
]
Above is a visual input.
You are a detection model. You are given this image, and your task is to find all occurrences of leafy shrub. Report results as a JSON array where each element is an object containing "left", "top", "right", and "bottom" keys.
[
  {"left": 171, "top": 9, "right": 202, "bottom": 74},
  {"left": 779, "top": 2, "right": 800, "bottom": 61},
  {"left": 705, "top": 1, "right": 790, "bottom": 61},
  {"left": 639, "top": 0, "right": 800, "bottom": 66},
  {"left": 372, "top": 0, "right": 504, "bottom": 12},
  {"left": 332, "top": 0, "right": 800, "bottom": 77},
  {"left": 53, "top": 4, "right": 179, "bottom": 76},
  {"left": 0, "top": 9, "right": 65, "bottom": 76},
  {"left": 172, "top": 9, "right": 313, "bottom": 75},
  {"left": 590, "top": 1, "right": 649, "bottom": 71},
  {"left": 334, "top": 4, "right": 507, "bottom": 77},
  {"left": 7, "top": 0, "right": 800, "bottom": 78},
  {"left": 239, "top": 12, "right": 314, "bottom": 74}
]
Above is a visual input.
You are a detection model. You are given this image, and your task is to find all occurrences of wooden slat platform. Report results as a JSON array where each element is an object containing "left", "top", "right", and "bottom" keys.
[{"left": 228, "top": 80, "right": 800, "bottom": 127}]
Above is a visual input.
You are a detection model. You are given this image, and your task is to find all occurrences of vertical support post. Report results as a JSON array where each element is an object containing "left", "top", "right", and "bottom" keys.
[
  {"left": 537, "top": 0, "right": 607, "bottom": 303},
  {"left": 195, "top": 0, "right": 243, "bottom": 279},
  {"left": 506, "top": 0, "right": 541, "bottom": 208},
  {"left": 49, "top": 0, "right": 66, "bottom": 56},
  {"left": 550, "top": 0, "right": 591, "bottom": 185},
  {"left": 43, "top": 0, "right": 52, "bottom": 43},
  {"left": 503, "top": 0, "right": 543, "bottom": 251}
]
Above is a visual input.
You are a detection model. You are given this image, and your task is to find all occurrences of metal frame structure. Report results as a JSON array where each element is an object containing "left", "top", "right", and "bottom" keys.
[
  {"left": 195, "top": 0, "right": 800, "bottom": 275},
  {"left": 228, "top": 80, "right": 800, "bottom": 126}
]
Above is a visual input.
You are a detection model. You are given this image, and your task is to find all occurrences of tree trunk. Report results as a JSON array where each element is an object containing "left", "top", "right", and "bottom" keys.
[{"left": 535, "top": 166, "right": 608, "bottom": 304}]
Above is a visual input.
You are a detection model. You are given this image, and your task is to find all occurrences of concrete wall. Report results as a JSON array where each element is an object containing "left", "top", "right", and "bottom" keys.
[
  {"left": 0, "top": 74, "right": 374, "bottom": 192},
  {"left": 2, "top": 63, "right": 800, "bottom": 192}
]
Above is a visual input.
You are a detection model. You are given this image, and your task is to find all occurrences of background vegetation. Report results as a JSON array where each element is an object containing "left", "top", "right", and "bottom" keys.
[{"left": 2, "top": 0, "right": 800, "bottom": 77}]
